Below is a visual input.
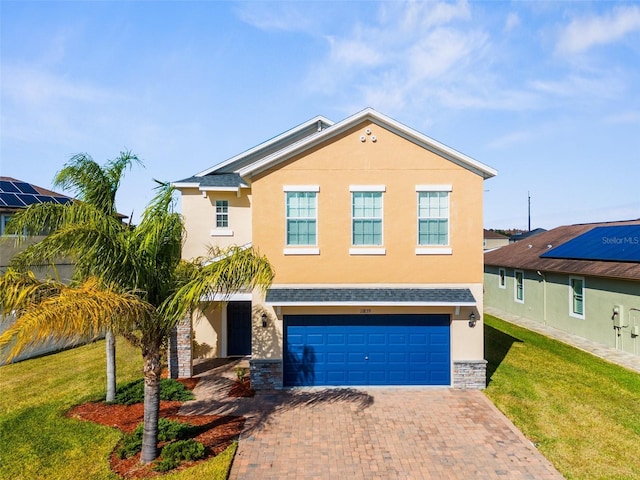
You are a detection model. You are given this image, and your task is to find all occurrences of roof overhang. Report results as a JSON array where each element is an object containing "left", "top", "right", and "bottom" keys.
[{"left": 265, "top": 287, "right": 476, "bottom": 307}]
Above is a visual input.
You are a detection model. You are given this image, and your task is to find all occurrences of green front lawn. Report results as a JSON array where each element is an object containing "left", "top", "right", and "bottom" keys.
[
  {"left": 0, "top": 339, "right": 235, "bottom": 480},
  {"left": 485, "top": 314, "right": 640, "bottom": 479}
]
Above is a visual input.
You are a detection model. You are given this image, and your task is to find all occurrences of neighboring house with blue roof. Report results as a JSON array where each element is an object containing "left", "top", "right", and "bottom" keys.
[
  {"left": 0, "top": 177, "right": 77, "bottom": 363},
  {"left": 173, "top": 108, "right": 497, "bottom": 389},
  {"left": 484, "top": 219, "right": 640, "bottom": 357}
]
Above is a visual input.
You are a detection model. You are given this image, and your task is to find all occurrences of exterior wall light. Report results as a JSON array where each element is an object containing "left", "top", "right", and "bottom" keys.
[
  {"left": 261, "top": 313, "right": 268, "bottom": 328},
  {"left": 469, "top": 312, "right": 477, "bottom": 328}
]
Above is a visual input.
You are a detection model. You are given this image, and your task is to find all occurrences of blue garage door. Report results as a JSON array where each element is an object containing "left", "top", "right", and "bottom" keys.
[{"left": 284, "top": 314, "right": 450, "bottom": 387}]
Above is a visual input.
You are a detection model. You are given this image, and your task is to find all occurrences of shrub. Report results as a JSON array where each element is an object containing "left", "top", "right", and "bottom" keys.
[
  {"left": 154, "top": 439, "right": 205, "bottom": 472},
  {"left": 112, "top": 378, "right": 194, "bottom": 405},
  {"left": 117, "top": 418, "right": 197, "bottom": 459}
]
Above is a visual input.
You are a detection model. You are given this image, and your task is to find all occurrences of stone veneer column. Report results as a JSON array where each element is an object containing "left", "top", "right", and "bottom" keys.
[
  {"left": 168, "top": 316, "right": 193, "bottom": 379},
  {"left": 250, "top": 359, "right": 283, "bottom": 390},
  {"left": 453, "top": 360, "right": 487, "bottom": 389}
]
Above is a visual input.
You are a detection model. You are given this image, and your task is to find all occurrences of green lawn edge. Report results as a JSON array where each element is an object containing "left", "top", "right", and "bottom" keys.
[
  {"left": 484, "top": 314, "right": 640, "bottom": 479},
  {"left": 0, "top": 339, "right": 236, "bottom": 480}
]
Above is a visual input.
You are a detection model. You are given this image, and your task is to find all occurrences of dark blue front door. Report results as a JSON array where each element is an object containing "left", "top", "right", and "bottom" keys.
[
  {"left": 227, "top": 301, "right": 251, "bottom": 356},
  {"left": 284, "top": 314, "right": 450, "bottom": 386}
]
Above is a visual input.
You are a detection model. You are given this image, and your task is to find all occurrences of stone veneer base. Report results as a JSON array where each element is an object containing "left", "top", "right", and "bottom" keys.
[
  {"left": 250, "top": 359, "right": 283, "bottom": 390},
  {"left": 453, "top": 360, "right": 487, "bottom": 389}
]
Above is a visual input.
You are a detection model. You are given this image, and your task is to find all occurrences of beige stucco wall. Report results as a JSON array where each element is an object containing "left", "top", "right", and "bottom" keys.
[
  {"left": 192, "top": 305, "right": 222, "bottom": 359},
  {"left": 250, "top": 121, "right": 485, "bottom": 285},
  {"left": 180, "top": 189, "right": 252, "bottom": 261}
]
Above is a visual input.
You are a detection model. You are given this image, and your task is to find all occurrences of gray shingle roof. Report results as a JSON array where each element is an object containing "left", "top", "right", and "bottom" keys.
[
  {"left": 265, "top": 288, "right": 476, "bottom": 305},
  {"left": 173, "top": 173, "right": 246, "bottom": 188}
]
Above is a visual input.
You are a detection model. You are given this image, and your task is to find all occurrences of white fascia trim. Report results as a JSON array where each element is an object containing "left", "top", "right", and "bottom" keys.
[
  {"left": 200, "top": 186, "right": 239, "bottom": 193},
  {"left": 210, "top": 229, "right": 234, "bottom": 237},
  {"left": 349, "top": 185, "right": 386, "bottom": 192},
  {"left": 416, "top": 184, "right": 452, "bottom": 192},
  {"left": 201, "top": 292, "right": 253, "bottom": 302},
  {"left": 171, "top": 182, "right": 200, "bottom": 189},
  {"left": 283, "top": 185, "right": 320, "bottom": 192},
  {"left": 237, "top": 108, "right": 497, "bottom": 179},
  {"left": 196, "top": 115, "right": 334, "bottom": 177},
  {"left": 283, "top": 247, "right": 320, "bottom": 255},
  {"left": 266, "top": 301, "right": 477, "bottom": 307},
  {"left": 415, "top": 247, "right": 453, "bottom": 255},
  {"left": 349, "top": 248, "right": 386, "bottom": 255}
]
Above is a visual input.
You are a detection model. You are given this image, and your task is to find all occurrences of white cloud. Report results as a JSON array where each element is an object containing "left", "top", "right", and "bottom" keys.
[
  {"left": 505, "top": 12, "right": 520, "bottom": 32},
  {"left": 557, "top": 5, "right": 640, "bottom": 54}
]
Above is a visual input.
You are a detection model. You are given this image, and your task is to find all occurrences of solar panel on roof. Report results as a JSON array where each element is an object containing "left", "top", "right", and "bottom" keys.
[
  {"left": 14, "top": 182, "right": 39, "bottom": 194},
  {"left": 53, "top": 197, "right": 72, "bottom": 205},
  {"left": 0, "top": 192, "right": 26, "bottom": 207},
  {"left": 16, "top": 194, "right": 41, "bottom": 206},
  {"left": 541, "top": 225, "right": 640, "bottom": 263},
  {"left": 0, "top": 181, "right": 20, "bottom": 193}
]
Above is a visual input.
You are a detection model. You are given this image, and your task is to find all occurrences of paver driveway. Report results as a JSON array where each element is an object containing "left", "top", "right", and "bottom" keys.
[{"left": 180, "top": 364, "right": 562, "bottom": 480}]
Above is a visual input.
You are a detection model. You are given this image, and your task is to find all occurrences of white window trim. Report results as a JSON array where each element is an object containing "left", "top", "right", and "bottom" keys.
[
  {"left": 349, "top": 185, "right": 386, "bottom": 192},
  {"left": 569, "top": 276, "right": 585, "bottom": 319},
  {"left": 210, "top": 229, "right": 234, "bottom": 237},
  {"left": 285, "top": 190, "right": 318, "bottom": 247},
  {"left": 283, "top": 185, "right": 320, "bottom": 192},
  {"left": 349, "top": 247, "right": 386, "bottom": 255},
  {"left": 283, "top": 247, "right": 320, "bottom": 255},
  {"left": 416, "top": 184, "right": 452, "bottom": 192},
  {"left": 215, "top": 199, "right": 229, "bottom": 229},
  {"left": 514, "top": 270, "right": 524, "bottom": 303},
  {"left": 416, "top": 190, "right": 450, "bottom": 247},
  {"left": 415, "top": 247, "right": 452, "bottom": 255},
  {"left": 351, "top": 190, "right": 384, "bottom": 247},
  {"left": 498, "top": 268, "right": 506, "bottom": 289}
]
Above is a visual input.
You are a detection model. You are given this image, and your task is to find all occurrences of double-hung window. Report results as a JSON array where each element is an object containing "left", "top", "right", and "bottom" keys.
[
  {"left": 215, "top": 200, "right": 229, "bottom": 228},
  {"left": 284, "top": 186, "right": 319, "bottom": 254},
  {"left": 415, "top": 185, "right": 451, "bottom": 255},
  {"left": 569, "top": 276, "right": 585, "bottom": 318},
  {"left": 351, "top": 187, "right": 384, "bottom": 248}
]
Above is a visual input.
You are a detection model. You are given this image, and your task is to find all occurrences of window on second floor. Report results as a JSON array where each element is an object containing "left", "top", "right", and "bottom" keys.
[
  {"left": 514, "top": 270, "right": 524, "bottom": 303},
  {"left": 215, "top": 200, "right": 229, "bottom": 228},
  {"left": 569, "top": 276, "right": 585, "bottom": 318},
  {"left": 416, "top": 187, "right": 451, "bottom": 247},
  {"left": 352, "top": 191, "right": 383, "bottom": 246},
  {"left": 286, "top": 191, "right": 317, "bottom": 246}
]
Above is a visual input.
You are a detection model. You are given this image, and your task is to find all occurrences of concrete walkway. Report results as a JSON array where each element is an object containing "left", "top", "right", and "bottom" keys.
[
  {"left": 180, "top": 359, "right": 562, "bottom": 480},
  {"left": 485, "top": 306, "right": 640, "bottom": 374}
]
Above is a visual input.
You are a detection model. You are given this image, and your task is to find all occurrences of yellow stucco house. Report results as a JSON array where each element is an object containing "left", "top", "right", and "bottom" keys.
[{"left": 173, "top": 108, "right": 496, "bottom": 389}]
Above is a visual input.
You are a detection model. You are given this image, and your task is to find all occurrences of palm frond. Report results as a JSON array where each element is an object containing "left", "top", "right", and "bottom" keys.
[{"left": 0, "top": 277, "right": 153, "bottom": 362}]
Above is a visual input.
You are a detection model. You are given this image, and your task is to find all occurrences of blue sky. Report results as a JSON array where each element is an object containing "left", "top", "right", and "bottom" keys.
[{"left": 2, "top": 1, "right": 639, "bottom": 230}]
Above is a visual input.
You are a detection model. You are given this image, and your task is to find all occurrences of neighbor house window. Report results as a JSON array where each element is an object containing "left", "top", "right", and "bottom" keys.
[
  {"left": 570, "top": 276, "right": 585, "bottom": 318},
  {"left": 0, "top": 214, "right": 12, "bottom": 235},
  {"left": 498, "top": 268, "right": 506, "bottom": 289},
  {"left": 514, "top": 270, "right": 524, "bottom": 303},
  {"left": 417, "top": 190, "right": 449, "bottom": 246},
  {"left": 286, "top": 191, "right": 317, "bottom": 246},
  {"left": 352, "top": 191, "right": 383, "bottom": 246},
  {"left": 215, "top": 200, "right": 229, "bottom": 228}
]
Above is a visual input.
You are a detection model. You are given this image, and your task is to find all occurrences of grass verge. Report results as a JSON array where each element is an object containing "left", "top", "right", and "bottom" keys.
[
  {"left": 0, "top": 339, "right": 235, "bottom": 480},
  {"left": 484, "top": 314, "right": 640, "bottom": 479}
]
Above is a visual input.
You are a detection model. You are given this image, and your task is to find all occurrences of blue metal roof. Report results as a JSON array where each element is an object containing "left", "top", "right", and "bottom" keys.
[{"left": 541, "top": 225, "right": 640, "bottom": 262}]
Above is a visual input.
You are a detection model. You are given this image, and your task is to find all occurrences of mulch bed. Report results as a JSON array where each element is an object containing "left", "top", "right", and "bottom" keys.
[
  {"left": 67, "top": 397, "right": 245, "bottom": 479},
  {"left": 228, "top": 378, "right": 255, "bottom": 398}
]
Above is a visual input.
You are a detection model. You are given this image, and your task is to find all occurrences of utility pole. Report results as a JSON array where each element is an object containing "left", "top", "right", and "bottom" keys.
[{"left": 528, "top": 191, "right": 531, "bottom": 232}]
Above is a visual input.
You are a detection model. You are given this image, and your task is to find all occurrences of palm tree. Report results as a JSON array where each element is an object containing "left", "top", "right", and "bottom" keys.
[
  {"left": 5, "top": 152, "right": 140, "bottom": 401},
  {"left": 0, "top": 182, "right": 274, "bottom": 463}
]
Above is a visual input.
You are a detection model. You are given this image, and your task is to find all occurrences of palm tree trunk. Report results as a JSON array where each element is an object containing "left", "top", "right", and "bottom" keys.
[
  {"left": 140, "top": 347, "right": 162, "bottom": 464},
  {"left": 105, "top": 329, "right": 116, "bottom": 402}
]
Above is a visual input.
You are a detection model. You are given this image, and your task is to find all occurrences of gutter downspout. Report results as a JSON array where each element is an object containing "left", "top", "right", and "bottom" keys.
[{"left": 537, "top": 270, "right": 547, "bottom": 325}]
